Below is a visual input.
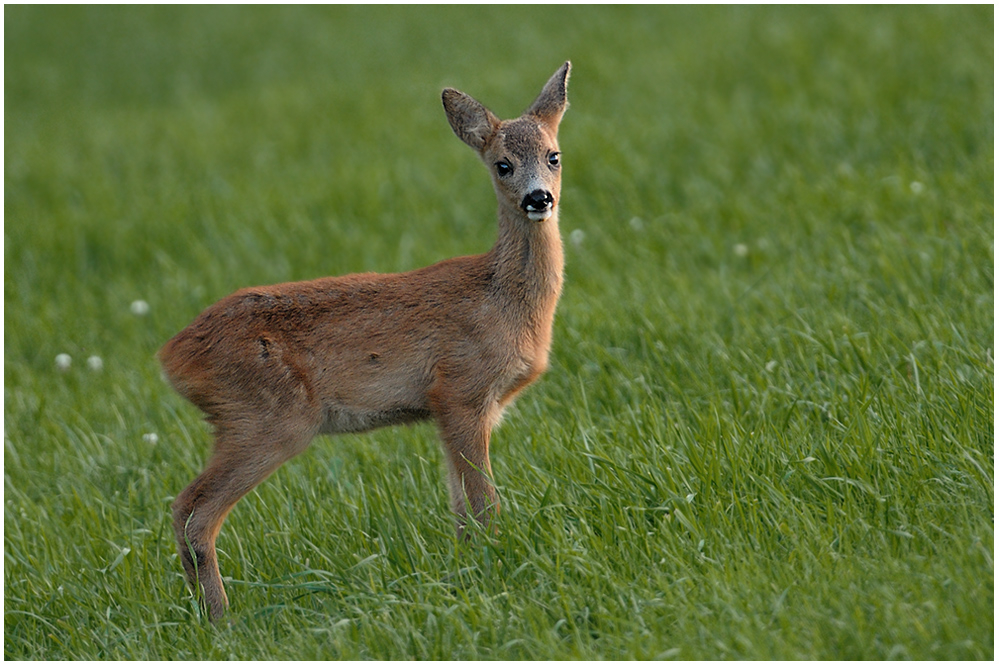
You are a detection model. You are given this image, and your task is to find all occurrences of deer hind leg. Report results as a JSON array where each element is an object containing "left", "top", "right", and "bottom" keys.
[
  {"left": 434, "top": 402, "right": 500, "bottom": 534},
  {"left": 171, "top": 418, "right": 317, "bottom": 621}
]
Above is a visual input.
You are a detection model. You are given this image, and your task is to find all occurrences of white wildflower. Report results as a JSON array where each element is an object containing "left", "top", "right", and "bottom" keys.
[
  {"left": 569, "top": 229, "right": 586, "bottom": 246},
  {"left": 130, "top": 300, "right": 150, "bottom": 316},
  {"left": 87, "top": 355, "right": 104, "bottom": 371},
  {"left": 909, "top": 181, "right": 924, "bottom": 194},
  {"left": 142, "top": 433, "right": 159, "bottom": 445},
  {"left": 55, "top": 354, "right": 72, "bottom": 371},
  {"left": 733, "top": 243, "right": 749, "bottom": 258}
]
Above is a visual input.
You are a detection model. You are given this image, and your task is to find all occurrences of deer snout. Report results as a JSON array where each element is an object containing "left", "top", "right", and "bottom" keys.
[{"left": 522, "top": 189, "right": 555, "bottom": 221}]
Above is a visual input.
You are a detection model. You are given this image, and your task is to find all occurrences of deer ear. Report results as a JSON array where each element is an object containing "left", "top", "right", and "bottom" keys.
[
  {"left": 525, "top": 61, "right": 570, "bottom": 127},
  {"left": 442, "top": 89, "right": 500, "bottom": 151}
]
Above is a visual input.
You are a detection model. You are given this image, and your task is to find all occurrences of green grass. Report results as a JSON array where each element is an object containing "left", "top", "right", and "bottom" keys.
[{"left": 5, "top": 5, "right": 993, "bottom": 659}]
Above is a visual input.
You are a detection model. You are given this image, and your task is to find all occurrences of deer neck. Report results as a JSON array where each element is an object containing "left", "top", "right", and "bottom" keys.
[{"left": 488, "top": 202, "right": 565, "bottom": 318}]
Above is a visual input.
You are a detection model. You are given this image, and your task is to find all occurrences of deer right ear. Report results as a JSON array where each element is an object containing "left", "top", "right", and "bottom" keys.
[
  {"left": 525, "top": 61, "right": 570, "bottom": 128},
  {"left": 442, "top": 89, "right": 500, "bottom": 151}
]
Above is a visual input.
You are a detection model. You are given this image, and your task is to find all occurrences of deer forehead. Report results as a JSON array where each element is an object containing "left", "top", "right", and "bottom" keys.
[{"left": 491, "top": 119, "right": 557, "bottom": 158}]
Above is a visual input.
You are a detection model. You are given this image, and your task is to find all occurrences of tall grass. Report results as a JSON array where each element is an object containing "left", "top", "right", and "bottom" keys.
[{"left": 5, "top": 5, "right": 993, "bottom": 659}]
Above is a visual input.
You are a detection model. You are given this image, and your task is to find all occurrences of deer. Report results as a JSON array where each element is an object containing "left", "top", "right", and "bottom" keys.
[{"left": 160, "top": 62, "right": 570, "bottom": 621}]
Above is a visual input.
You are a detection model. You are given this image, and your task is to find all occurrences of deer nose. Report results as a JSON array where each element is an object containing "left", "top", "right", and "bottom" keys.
[{"left": 521, "top": 189, "right": 554, "bottom": 214}]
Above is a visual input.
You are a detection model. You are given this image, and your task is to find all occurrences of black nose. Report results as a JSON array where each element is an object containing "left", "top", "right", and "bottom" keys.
[{"left": 521, "top": 189, "right": 554, "bottom": 213}]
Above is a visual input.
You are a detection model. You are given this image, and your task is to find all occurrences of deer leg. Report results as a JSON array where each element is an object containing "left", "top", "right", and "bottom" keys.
[
  {"left": 434, "top": 403, "right": 499, "bottom": 534},
  {"left": 171, "top": 424, "right": 313, "bottom": 621}
]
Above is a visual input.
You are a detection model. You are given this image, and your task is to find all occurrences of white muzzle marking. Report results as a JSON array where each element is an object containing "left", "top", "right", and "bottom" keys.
[{"left": 527, "top": 209, "right": 553, "bottom": 221}]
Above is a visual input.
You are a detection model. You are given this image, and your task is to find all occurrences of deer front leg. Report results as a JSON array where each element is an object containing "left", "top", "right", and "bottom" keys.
[{"left": 434, "top": 402, "right": 499, "bottom": 534}]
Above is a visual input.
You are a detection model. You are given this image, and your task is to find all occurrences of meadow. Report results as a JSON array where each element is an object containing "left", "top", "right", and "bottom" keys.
[{"left": 4, "top": 5, "right": 993, "bottom": 659}]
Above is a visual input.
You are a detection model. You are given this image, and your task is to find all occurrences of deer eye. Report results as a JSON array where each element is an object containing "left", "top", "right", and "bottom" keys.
[
  {"left": 548, "top": 152, "right": 560, "bottom": 167},
  {"left": 495, "top": 160, "right": 513, "bottom": 177}
]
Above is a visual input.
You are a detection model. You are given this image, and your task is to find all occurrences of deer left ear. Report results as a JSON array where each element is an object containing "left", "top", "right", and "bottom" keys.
[
  {"left": 443, "top": 89, "right": 501, "bottom": 151},
  {"left": 525, "top": 61, "right": 570, "bottom": 128}
]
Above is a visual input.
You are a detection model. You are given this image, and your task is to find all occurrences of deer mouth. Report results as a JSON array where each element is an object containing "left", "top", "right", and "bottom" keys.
[{"left": 526, "top": 209, "right": 553, "bottom": 221}]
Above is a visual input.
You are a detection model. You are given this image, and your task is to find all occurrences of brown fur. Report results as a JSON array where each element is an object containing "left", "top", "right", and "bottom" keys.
[{"left": 161, "top": 62, "right": 570, "bottom": 621}]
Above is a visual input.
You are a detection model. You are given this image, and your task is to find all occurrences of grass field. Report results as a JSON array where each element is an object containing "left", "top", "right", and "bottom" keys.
[{"left": 4, "top": 5, "right": 993, "bottom": 659}]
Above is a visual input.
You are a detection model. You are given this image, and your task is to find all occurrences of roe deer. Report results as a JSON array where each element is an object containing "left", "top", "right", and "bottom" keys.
[{"left": 161, "top": 62, "right": 570, "bottom": 621}]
